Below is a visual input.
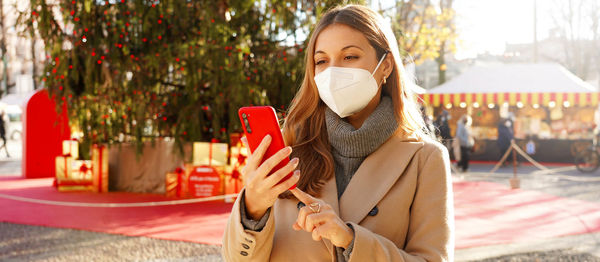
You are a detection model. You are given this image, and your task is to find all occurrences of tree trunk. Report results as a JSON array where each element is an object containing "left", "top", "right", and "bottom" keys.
[
  {"left": 31, "top": 36, "right": 37, "bottom": 90},
  {"left": 437, "top": 42, "right": 447, "bottom": 85}
]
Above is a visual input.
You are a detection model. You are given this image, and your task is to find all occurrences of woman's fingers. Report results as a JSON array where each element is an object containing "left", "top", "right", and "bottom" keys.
[
  {"left": 296, "top": 205, "right": 312, "bottom": 231},
  {"left": 244, "top": 135, "right": 272, "bottom": 171},
  {"left": 290, "top": 187, "right": 318, "bottom": 206},
  {"left": 292, "top": 222, "right": 301, "bottom": 231},
  {"left": 254, "top": 145, "right": 293, "bottom": 179},
  {"left": 312, "top": 223, "right": 336, "bottom": 242},
  {"left": 270, "top": 171, "right": 300, "bottom": 196},
  {"left": 312, "top": 224, "right": 327, "bottom": 241},
  {"left": 240, "top": 136, "right": 249, "bottom": 149},
  {"left": 296, "top": 202, "right": 328, "bottom": 232},
  {"left": 304, "top": 212, "right": 331, "bottom": 233},
  {"left": 263, "top": 157, "right": 299, "bottom": 188}
]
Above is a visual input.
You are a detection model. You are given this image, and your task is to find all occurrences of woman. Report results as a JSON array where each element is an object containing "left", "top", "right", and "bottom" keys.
[
  {"left": 223, "top": 5, "right": 453, "bottom": 262},
  {"left": 456, "top": 115, "right": 474, "bottom": 172}
]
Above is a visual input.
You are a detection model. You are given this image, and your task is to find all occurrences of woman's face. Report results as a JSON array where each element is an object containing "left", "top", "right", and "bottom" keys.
[{"left": 313, "top": 23, "right": 388, "bottom": 84}]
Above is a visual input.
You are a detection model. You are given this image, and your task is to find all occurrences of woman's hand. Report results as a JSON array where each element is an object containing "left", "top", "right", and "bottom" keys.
[
  {"left": 291, "top": 188, "right": 354, "bottom": 249},
  {"left": 242, "top": 135, "right": 301, "bottom": 220}
]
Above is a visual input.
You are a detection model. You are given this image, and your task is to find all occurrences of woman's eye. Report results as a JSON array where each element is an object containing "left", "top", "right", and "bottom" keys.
[
  {"left": 344, "top": 55, "right": 359, "bottom": 60},
  {"left": 315, "top": 60, "right": 326, "bottom": 65}
]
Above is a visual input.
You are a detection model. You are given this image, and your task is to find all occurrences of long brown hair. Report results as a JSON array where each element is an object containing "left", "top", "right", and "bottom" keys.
[{"left": 281, "top": 5, "right": 428, "bottom": 197}]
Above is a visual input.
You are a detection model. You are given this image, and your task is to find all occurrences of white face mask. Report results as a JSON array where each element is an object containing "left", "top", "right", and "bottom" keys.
[{"left": 314, "top": 53, "right": 387, "bottom": 118}]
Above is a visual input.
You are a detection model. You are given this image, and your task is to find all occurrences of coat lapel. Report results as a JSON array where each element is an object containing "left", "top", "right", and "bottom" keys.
[
  {"left": 339, "top": 133, "right": 424, "bottom": 224},
  {"left": 318, "top": 176, "right": 340, "bottom": 255}
]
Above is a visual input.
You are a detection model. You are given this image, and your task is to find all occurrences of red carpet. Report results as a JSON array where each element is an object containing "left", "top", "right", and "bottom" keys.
[
  {"left": 0, "top": 177, "right": 232, "bottom": 245},
  {"left": 1, "top": 176, "right": 600, "bottom": 249},
  {"left": 454, "top": 180, "right": 600, "bottom": 249}
]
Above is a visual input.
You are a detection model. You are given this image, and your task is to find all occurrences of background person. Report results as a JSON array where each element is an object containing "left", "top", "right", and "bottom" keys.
[
  {"left": 456, "top": 114, "right": 474, "bottom": 172},
  {"left": 0, "top": 111, "right": 10, "bottom": 158},
  {"left": 497, "top": 118, "right": 514, "bottom": 166}
]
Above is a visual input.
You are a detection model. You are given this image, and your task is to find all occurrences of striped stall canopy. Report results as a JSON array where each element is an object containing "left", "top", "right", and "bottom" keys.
[
  {"left": 420, "top": 92, "right": 600, "bottom": 107},
  {"left": 422, "top": 63, "right": 599, "bottom": 108}
]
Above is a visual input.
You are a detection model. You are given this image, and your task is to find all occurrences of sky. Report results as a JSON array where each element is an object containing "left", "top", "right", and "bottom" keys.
[
  {"left": 371, "top": 0, "right": 557, "bottom": 60},
  {"left": 452, "top": 0, "right": 555, "bottom": 59}
]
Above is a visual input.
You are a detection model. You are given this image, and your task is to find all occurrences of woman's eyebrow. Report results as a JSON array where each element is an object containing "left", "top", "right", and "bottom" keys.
[
  {"left": 314, "top": 45, "right": 363, "bottom": 55},
  {"left": 341, "top": 45, "right": 363, "bottom": 51}
]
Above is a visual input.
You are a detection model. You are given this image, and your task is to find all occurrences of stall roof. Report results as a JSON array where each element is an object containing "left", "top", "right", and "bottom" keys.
[
  {"left": 428, "top": 63, "right": 597, "bottom": 94},
  {"left": 422, "top": 63, "right": 599, "bottom": 107}
]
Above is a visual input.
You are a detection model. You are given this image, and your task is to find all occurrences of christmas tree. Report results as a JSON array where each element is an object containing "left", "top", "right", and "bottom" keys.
[{"left": 19, "top": 0, "right": 356, "bottom": 157}]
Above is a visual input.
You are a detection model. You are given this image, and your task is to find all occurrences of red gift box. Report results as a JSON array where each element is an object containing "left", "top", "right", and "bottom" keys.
[
  {"left": 92, "top": 144, "right": 109, "bottom": 193},
  {"left": 165, "top": 167, "right": 186, "bottom": 198},
  {"left": 188, "top": 166, "right": 222, "bottom": 198}
]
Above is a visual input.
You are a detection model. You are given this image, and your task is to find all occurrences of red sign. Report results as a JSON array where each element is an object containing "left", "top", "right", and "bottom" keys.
[
  {"left": 23, "top": 89, "right": 71, "bottom": 178},
  {"left": 188, "top": 166, "right": 221, "bottom": 198}
]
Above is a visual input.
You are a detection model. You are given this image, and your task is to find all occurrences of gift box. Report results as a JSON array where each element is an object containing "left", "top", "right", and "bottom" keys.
[
  {"left": 224, "top": 135, "right": 246, "bottom": 202},
  {"left": 55, "top": 156, "right": 73, "bottom": 180},
  {"left": 55, "top": 179, "right": 94, "bottom": 192},
  {"left": 228, "top": 143, "right": 248, "bottom": 168},
  {"left": 72, "top": 160, "right": 93, "bottom": 180},
  {"left": 187, "top": 165, "right": 222, "bottom": 198},
  {"left": 224, "top": 167, "right": 244, "bottom": 203},
  {"left": 62, "top": 140, "right": 79, "bottom": 159},
  {"left": 92, "top": 144, "right": 109, "bottom": 193},
  {"left": 165, "top": 167, "right": 186, "bottom": 198},
  {"left": 193, "top": 141, "right": 228, "bottom": 166}
]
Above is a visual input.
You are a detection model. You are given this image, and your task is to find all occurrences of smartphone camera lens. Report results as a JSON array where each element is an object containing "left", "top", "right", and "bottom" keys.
[{"left": 242, "top": 116, "right": 251, "bottom": 133}]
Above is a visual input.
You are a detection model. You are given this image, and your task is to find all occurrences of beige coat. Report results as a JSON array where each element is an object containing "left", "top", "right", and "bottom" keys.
[{"left": 222, "top": 132, "right": 454, "bottom": 261}]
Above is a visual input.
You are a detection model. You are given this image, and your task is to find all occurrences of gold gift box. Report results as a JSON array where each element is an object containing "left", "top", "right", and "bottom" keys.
[
  {"left": 193, "top": 142, "right": 228, "bottom": 166},
  {"left": 55, "top": 156, "right": 73, "bottom": 180},
  {"left": 71, "top": 160, "right": 93, "bottom": 180},
  {"left": 165, "top": 169, "right": 187, "bottom": 198},
  {"left": 62, "top": 140, "right": 79, "bottom": 159},
  {"left": 92, "top": 145, "right": 109, "bottom": 193}
]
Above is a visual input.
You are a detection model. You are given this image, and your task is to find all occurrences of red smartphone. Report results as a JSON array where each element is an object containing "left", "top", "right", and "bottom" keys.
[{"left": 238, "top": 106, "right": 296, "bottom": 190}]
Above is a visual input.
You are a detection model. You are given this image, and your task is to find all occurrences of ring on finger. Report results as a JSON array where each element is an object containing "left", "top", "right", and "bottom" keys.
[{"left": 308, "top": 202, "right": 321, "bottom": 213}]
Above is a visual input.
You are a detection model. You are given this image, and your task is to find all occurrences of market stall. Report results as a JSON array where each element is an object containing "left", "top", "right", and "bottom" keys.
[{"left": 421, "top": 63, "right": 599, "bottom": 163}]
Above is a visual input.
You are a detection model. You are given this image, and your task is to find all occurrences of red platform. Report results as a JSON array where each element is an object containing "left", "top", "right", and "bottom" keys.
[{"left": 1, "top": 176, "right": 600, "bottom": 248}]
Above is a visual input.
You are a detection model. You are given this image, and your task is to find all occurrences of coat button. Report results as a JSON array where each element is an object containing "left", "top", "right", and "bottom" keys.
[
  {"left": 244, "top": 238, "right": 253, "bottom": 243},
  {"left": 242, "top": 243, "right": 250, "bottom": 249},
  {"left": 240, "top": 251, "right": 248, "bottom": 256},
  {"left": 297, "top": 201, "right": 305, "bottom": 210},
  {"left": 368, "top": 206, "right": 379, "bottom": 216}
]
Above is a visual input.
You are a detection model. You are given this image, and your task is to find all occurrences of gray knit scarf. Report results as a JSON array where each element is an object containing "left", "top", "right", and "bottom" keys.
[{"left": 325, "top": 96, "right": 398, "bottom": 198}]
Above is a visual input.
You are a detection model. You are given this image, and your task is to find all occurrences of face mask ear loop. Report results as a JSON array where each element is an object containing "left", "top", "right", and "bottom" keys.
[{"left": 371, "top": 51, "right": 389, "bottom": 76}]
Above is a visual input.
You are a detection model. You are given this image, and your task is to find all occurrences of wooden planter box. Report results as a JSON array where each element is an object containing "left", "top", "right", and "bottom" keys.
[{"left": 108, "top": 139, "right": 191, "bottom": 193}]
